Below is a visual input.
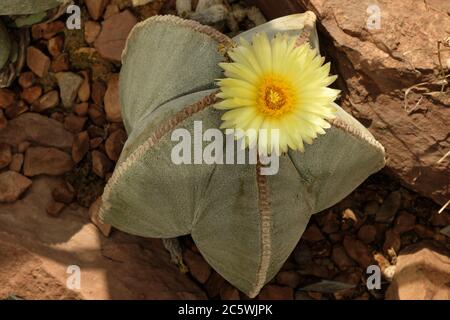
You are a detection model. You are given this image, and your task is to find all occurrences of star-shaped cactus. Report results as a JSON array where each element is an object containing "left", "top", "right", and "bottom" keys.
[{"left": 99, "top": 12, "right": 385, "bottom": 297}]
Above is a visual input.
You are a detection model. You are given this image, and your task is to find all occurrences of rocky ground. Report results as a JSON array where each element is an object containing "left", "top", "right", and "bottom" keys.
[{"left": 0, "top": 0, "right": 449, "bottom": 300}]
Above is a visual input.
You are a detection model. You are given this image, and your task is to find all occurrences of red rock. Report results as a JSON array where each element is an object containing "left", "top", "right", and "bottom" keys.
[
  {"left": 78, "top": 71, "right": 91, "bottom": 103},
  {"left": 205, "top": 272, "right": 226, "bottom": 298},
  {"left": 104, "top": 74, "right": 122, "bottom": 122},
  {"left": 357, "top": 224, "right": 377, "bottom": 244},
  {"left": 52, "top": 181, "right": 75, "bottom": 204},
  {"left": 0, "top": 89, "right": 15, "bottom": 108},
  {"left": 64, "top": 115, "right": 87, "bottom": 133},
  {"left": 23, "top": 147, "right": 74, "bottom": 176},
  {"left": 94, "top": 10, "right": 138, "bottom": 61},
  {"left": 34, "top": 90, "right": 60, "bottom": 113},
  {"left": 21, "top": 85, "right": 42, "bottom": 104},
  {"left": 18, "top": 72, "right": 35, "bottom": 89},
  {"left": 275, "top": 270, "right": 301, "bottom": 288},
  {"left": 301, "top": 224, "right": 324, "bottom": 242},
  {"left": 105, "top": 129, "right": 126, "bottom": 161},
  {"left": 220, "top": 283, "right": 240, "bottom": 300},
  {"left": 258, "top": 285, "right": 293, "bottom": 300},
  {"left": 0, "top": 171, "right": 32, "bottom": 202},
  {"left": 26, "top": 47, "right": 50, "bottom": 77},
  {"left": 87, "top": 125, "right": 105, "bottom": 138},
  {"left": 92, "top": 150, "right": 113, "bottom": 177},
  {"left": 0, "top": 143, "right": 12, "bottom": 169},
  {"left": 88, "top": 104, "right": 106, "bottom": 126},
  {"left": 9, "top": 153, "right": 23, "bottom": 172},
  {"left": 383, "top": 230, "right": 401, "bottom": 254},
  {"left": 91, "top": 81, "right": 106, "bottom": 105},
  {"left": 104, "top": 4, "right": 120, "bottom": 19},
  {"left": 89, "top": 197, "right": 111, "bottom": 237},
  {"left": 342, "top": 236, "right": 373, "bottom": 268},
  {"left": 184, "top": 249, "right": 211, "bottom": 284},
  {"left": 394, "top": 211, "right": 416, "bottom": 234},
  {"left": 72, "top": 131, "right": 90, "bottom": 163},
  {"left": 90, "top": 137, "right": 103, "bottom": 150},
  {"left": 42, "top": 21, "right": 65, "bottom": 40},
  {"left": 85, "top": 0, "right": 108, "bottom": 20},
  {"left": 47, "top": 35, "right": 64, "bottom": 57},
  {"left": 4, "top": 101, "right": 28, "bottom": 119},
  {"left": 320, "top": 211, "right": 340, "bottom": 234},
  {"left": 51, "top": 53, "right": 70, "bottom": 72},
  {"left": 46, "top": 200, "right": 65, "bottom": 217},
  {"left": 74, "top": 102, "right": 89, "bottom": 117},
  {"left": 386, "top": 242, "right": 450, "bottom": 300},
  {"left": 331, "top": 245, "right": 355, "bottom": 270},
  {"left": 0, "top": 110, "right": 7, "bottom": 130},
  {"left": 85, "top": 21, "right": 101, "bottom": 43}
]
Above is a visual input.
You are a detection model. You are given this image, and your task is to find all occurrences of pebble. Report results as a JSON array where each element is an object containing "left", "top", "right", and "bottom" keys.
[
  {"left": 47, "top": 35, "right": 64, "bottom": 57},
  {"left": 205, "top": 272, "right": 226, "bottom": 298},
  {"left": 51, "top": 53, "right": 70, "bottom": 72},
  {"left": 103, "top": 4, "right": 120, "bottom": 19},
  {"left": 301, "top": 224, "right": 324, "bottom": 241},
  {"left": 18, "top": 72, "right": 35, "bottom": 89},
  {"left": 26, "top": 47, "right": 51, "bottom": 77},
  {"left": 92, "top": 150, "right": 113, "bottom": 177},
  {"left": 104, "top": 74, "right": 122, "bottom": 122},
  {"left": 88, "top": 104, "right": 106, "bottom": 126},
  {"left": 0, "top": 89, "right": 16, "bottom": 108},
  {"left": 56, "top": 72, "right": 84, "bottom": 109},
  {"left": 183, "top": 249, "right": 212, "bottom": 284},
  {"left": 21, "top": 86, "right": 42, "bottom": 104},
  {"left": 342, "top": 235, "right": 373, "bottom": 268},
  {"left": 376, "top": 191, "right": 402, "bottom": 223},
  {"left": 219, "top": 283, "right": 240, "bottom": 300},
  {"left": 357, "top": 224, "right": 377, "bottom": 244},
  {"left": 320, "top": 211, "right": 340, "bottom": 234},
  {"left": 331, "top": 245, "right": 355, "bottom": 270},
  {"left": 72, "top": 131, "right": 90, "bottom": 163},
  {"left": 383, "top": 229, "right": 401, "bottom": 254},
  {"left": 34, "top": 90, "right": 60, "bottom": 112},
  {"left": 0, "top": 143, "right": 12, "bottom": 169},
  {"left": 23, "top": 147, "right": 74, "bottom": 176},
  {"left": 90, "top": 137, "right": 103, "bottom": 149},
  {"left": 52, "top": 181, "right": 76, "bottom": 204},
  {"left": 84, "top": 21, "right": 102, "bottom": 44},
  {"left": 74, "top": 102, "right": 89, "bottom": 117},
  {"left": 0, "top": 110, "right": 7, "bottom": 130},
  {"left": 0, "top": 171, "right": 32, "bottom": 203},
  {"left": 275, "top": 270, "right": 301, "bottom": 288},
  {"left": 9, "top": 153, "right": 24, "bottom": 172},
  {"left": 78, "top": 71, "right": 91, "bottom": 103},
  {"left": 393, "top": 211, "right": 416, "bottom": 234},
  {"left": 64, "top": 115, "right": 87, "bottom": 133},
  {"left": 91, "top": 81, "right": 106, "bottom": 105},
  {"left": 105, "top": 129, "right": 127, "bottom": 161},
  {"left": 46, "top": 200, "right": 65, "bottom": 217},
  {"left": 258, "top": 285, "right": 293, "bottom": 300},
  {"left": 85, "top": 0, "right": 108, "bottom": 20}
]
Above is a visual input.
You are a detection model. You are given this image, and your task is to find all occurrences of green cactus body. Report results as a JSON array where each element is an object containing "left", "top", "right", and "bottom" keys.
[
  {"left": 0, "top": 0, "right": 62, "bottom": 16},
  {"left": 99, "top": 13, "right": 385, "bottom": 297},
  {"left": 0, "top": 19, "right": 11, "bottom": 69}
]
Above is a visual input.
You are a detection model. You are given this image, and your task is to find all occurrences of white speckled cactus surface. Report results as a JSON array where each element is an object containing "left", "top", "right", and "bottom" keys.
[{"left": 97, "top": 12, "right": 385, "bottom": 297}]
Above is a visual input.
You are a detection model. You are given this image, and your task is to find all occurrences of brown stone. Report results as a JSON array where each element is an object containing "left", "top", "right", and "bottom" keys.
[
  {"left": 50, "top": 112, "right": 65, "bottom": 123},
  {"left": 56, "top": 72, "right": 84, "bottom": 109},
  {"left": 52, "top": 181, "right": 75, "bottom": 204},
  {"left": 4, "top": 101, "right": 28, "bottom": 119},
  {"left": 78, "top": 71, "right": 91, "bottom": 103},
  {"left": 47, "top": 35, "right": 64, "bottom": 57},
  {"left": 92, "top": 150, "right": 113, "bottom": 177},
  {"left": 18, "top": 72, "right": 35, "bottom": 89},
  {"left": 394, "top": 211, "right": 416, "bottom": 234},
  {"left": 46, "top": 200, "right": 65, "bottom": 217},
  {"left": 343, "top": 235, "right": 373, "bottom": 268},
  {"left": 23, "top": 147, "right": 74, "bottom": 176},
  {"left": 51, "top": 53, "right": 70, "bottom": 72},
  {"left": 88, "top": 104, "right": 106, "bottom": 126},
  {"left": 0, "top": 143, "right": 12, "bottom": 169},
  {"left": 64, "top": 115, "right": 87, "bottom": 133},
  {"left": 376, "top": 191, "right": 402, "bottom": 223},
  {"left": 72, "top": 131, "right": 90, "bottom": 163},
  {"left": 21, "top": 86, "right": 42, "bottom": 104},
  {"left": 74, "top": 102, "right": 89, "bottom": 117},
  {"left": 220, "top": 283, "right": 240, "bottom": 300},
  {"left": 386, "top": 242, "right": 450, "bottom": 300},
  {"left": 85, "top": 0, "right": 108, "bottom": 20},
  {"left": 94, "top": 10, "right": 138, "bottom": 61},
  {"left": 18, "top": 142, "right": 30, "bottom": 153},
  {"left": 89, "top": 197, "right": 111, "bottom": 237},
  {"left": 104, "top": 74, "right": 122, "bottom": 122},
  {"left": 331, "top": 245, "right": 355, "bottom": 270},
  {"left": 430, "top": 211, "right": 450, "bottom": 227},
  {"left": 42, "top": 21, "right": 65, "bottom": 40},
  {"left": 85, "top": 21, "right": 102, "bottom": 44},
  {"left": 275, "top": 270, "right": 301, "bottom": 288},
  {"left": 357, "top": 224, "right": 377, "bottom": 244},
  {"left": 0, "top": 171, "right": 32, "bottom": 202},
  {"left": 383, "top": 230, "right": 401, "bottom": 254},
  {"left": 205, "top": 272, "right": 226, "bottom": 298},
  {"left": 184, "top": 249, "right": 211, "bottom": 284},
  {"left": 0, "top": 110, "right": 7, "bottom": 130},
  {"left": 105, "top": 129, "right": 126, "bottom": 161},
  {"left": 258, "top": 285, "right": 293, "bottom": 300},
  {"left": 90, "top": 137, "right": 103, "bottom": 150},
  {"left": 91, "top": 81, "right": 106, "bottom": 106},
  {"left": 104, "top": 4, "right": 120, "bottom": 19},
  {"left": 34, "top": 90, "right": 60, "bottom": 112},
  {"left": 301, "top": 224, "right": 324, "bottom": 242},
  {"left": 320, "top": 211, "right": 340, "bottom": 234},
  {"left": 9, "top": 153, "right": 23, "bottom": 172},
  {"left": 0, "top": 89, "right": 15, "bottom": 108},
  {"left": 26, "top": 47, "right": 50, "bottom": 77}
]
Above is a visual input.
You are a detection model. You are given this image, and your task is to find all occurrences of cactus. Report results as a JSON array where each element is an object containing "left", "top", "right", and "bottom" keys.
[{"left": 99, "top": 12, "right": 385, "bottom": 297}]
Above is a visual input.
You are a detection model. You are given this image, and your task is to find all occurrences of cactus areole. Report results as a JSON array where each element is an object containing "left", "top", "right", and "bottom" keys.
[{"left": 99, "top": 13, "right": 385, "bottom": 297}]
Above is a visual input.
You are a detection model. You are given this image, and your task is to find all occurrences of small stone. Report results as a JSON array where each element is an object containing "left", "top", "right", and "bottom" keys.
[
  {"left": 87, "top": 125, "right": 105, "bottom": 138},
  {"left": 84, "top": 21, "right": 101, "bottom": 43},
  {"left": 0, "top": 110, "right": 7, "bottom": 130},
  {"left": 394, "top": 211, "right": 416, "bottom": 234},
  {"left": 104, "top": 74, "right": 122, "bottom": 122},
  {"left": 18, "top": 141, "right": 30, "bottom": 153},
  {"left": 0, "top": 171, "right": 32, "bottom": 202},
  {"left": 364, "top": 200, "right": 379, "bottom": 215},
  {"left": 4, "top": 101, "right": 28, "bottom": 119},
  {"left": 89, "top": 197, "right": 111, "bottom": 237},
  {"left": 275, "top": 271, "right": 301, "bottom": 288},
  {"left": 78, "top": 71, "right": 91, "bottom": 103},
  {"left": 52, "top": 181, "right": 75, "bottom": 204},
  {"left": 42, "top": 21, "right": 65, "bottom": 40},
  {"left": 64, "top": 115, "right": 87, "bottom": 133},
  {"left": 301, "top": 224, "right": 324, "bottom": 242},
  {"left": 34, "top": 90, "right": 60, "bottom": 112},
  {"left": 205, "top": 272, "right": 226, "bottom": 298},
  {"left": 293, "top": 243, "right": 312, "bottom": 266},
  {"left": 9, "top": 153, "right": 23, "bottom": 172},
  {"left": 26, "top": 47, "right": 50, "bottom": 77},
  {"left": 92, "top": 150, "right": 113, "bottom": 177},
  {"left": 88, "top": 104, "right": 106, "bottom": 126},
  {"left": 85, "top": 0, "right": 108, "bottom": 20},
  {"left": 184, "top": 249, "right": 211, "bottom": 284},
  {"left": 21, "top": 85, "right": 42, "bottom": 104},
  {"left": 56, "top": 72, "right": 84, "bottom": 109},
  {"left": 91, "top": 81, "right": 106, "bottom": 105},
  {"left": 343, "top": 235, "right": 373, "bottom": 268},
  {"left": 0, "top": 89, "right": 16, "bottom": 108},
  {"left": 23, "top": 147, "right": 74, "bottom": 176},
  {"left": 320, "top": 211, "right": 340, "bottom": 234},
  {"left": 51, "top": 53, "right": 70, "bottom": 72},
  {"left": 94, "top": 10, "right": 138, "bottom": 61},
  {"left": 18, "top": 72, "right": 35, "bottom": 89},
  {"left": 220, "top": 283, "right": 240, "bottom": 300},
  {"left": 331, "top": 245, "right": 355, "bottom": 270},
  {"left": 376, "top": 191, "right": 402, "bottom": 223},
  {"left": 46, "top": 200, "right": 65, "bottom": 217},
  {"left": 383, "top": 229, "right": 401, "bottom": 254},
  {"left": 72, "top": 131, "right": 90, "bottom": 163},
  {"left": 104, "top": 4, "right": 120, "bottom": 19},
  {"left": 430, "top": 211, "right": 449, "bottom": 227},
  {"left": 47, "top": 35, "right": 64, "bottom": 57},
  {"left": 258, "top": 285, "right": 293, "bottom": 300},
  {"left": 357, "top": 224, "right": 377, "bottom": 244},
  {"left": 74, "top": 102, "right": 89, "bottom": 116},
  {"left": 51, "top": 112, "right": 65, "bottom": 123},
  {"left": 414, "top": 224, "right": 435, "bottom": 239},
  {"left": 90, "top": 137, "right": 103, "bottom": 149},
  {"left": 0, "top": 143, "right": 12, "bottom": 169},
  {"left": 105, "top": 129, "right": 126, "bottom": 161}
]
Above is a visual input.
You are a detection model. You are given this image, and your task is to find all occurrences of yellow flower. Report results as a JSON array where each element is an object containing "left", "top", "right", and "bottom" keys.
[{"left": 215, "top": 33, "right": 340, "bottom": 154}]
